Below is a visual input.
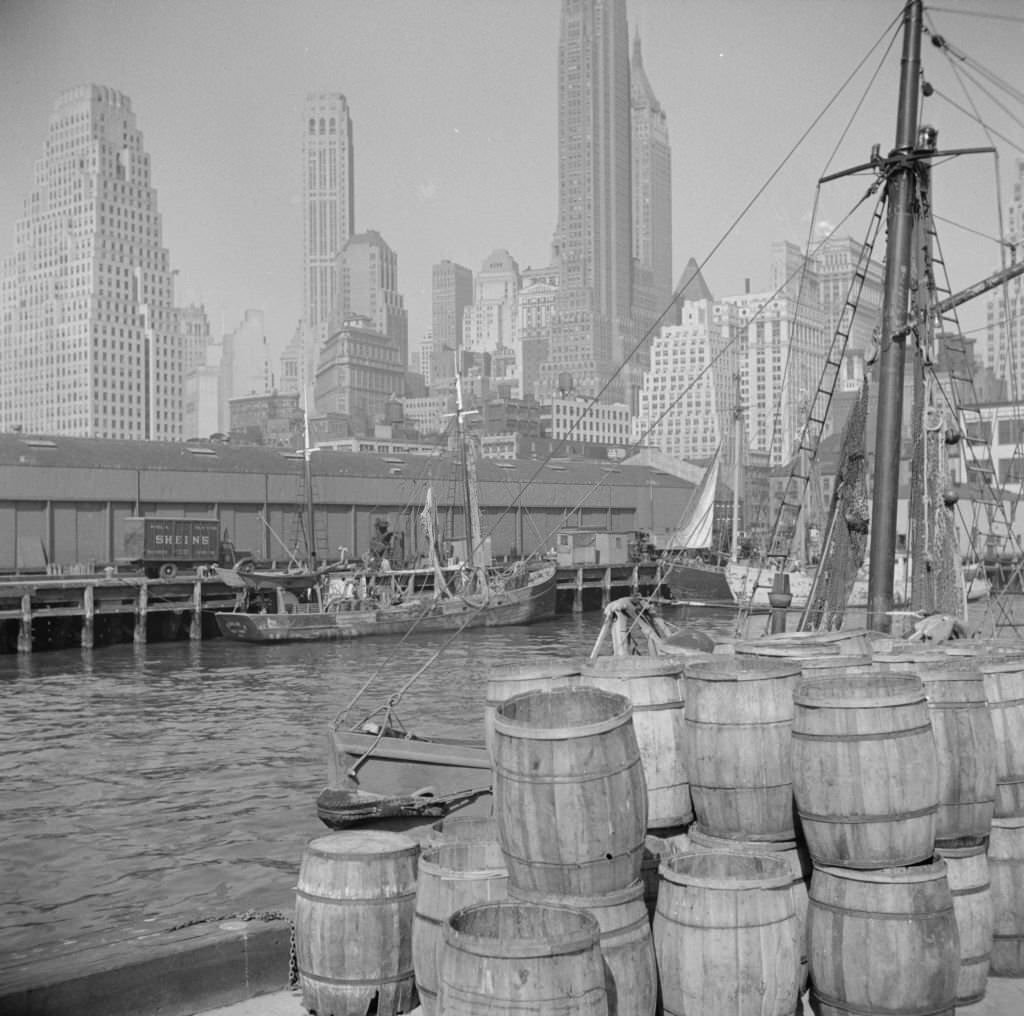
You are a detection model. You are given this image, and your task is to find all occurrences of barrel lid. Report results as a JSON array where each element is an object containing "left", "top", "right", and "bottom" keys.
[
  {"left": 306, "top": 830, "right": 419, "bottom": 859},
  {"left": 794, "top": 673, "right": 925, "bottom": 708},
  {"left": 683, "top": 655, "right": 800, "bottom": 682}
]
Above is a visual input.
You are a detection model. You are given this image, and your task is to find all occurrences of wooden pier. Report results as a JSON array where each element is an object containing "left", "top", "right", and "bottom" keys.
[{"left": 0, "top": 562, "right": 666, "bottom": 653}]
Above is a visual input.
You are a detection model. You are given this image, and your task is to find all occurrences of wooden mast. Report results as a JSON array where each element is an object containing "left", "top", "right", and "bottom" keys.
[{"left": 866, "top": 0, "right": 924, "bottom": 632}]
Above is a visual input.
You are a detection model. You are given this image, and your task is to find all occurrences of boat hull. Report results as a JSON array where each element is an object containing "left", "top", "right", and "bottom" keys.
[
  {"left": 319, "top": 727, "right": 493, "bottom": 832},
  {"left": 661, "top": 558, "right": 735, "bottom": 606},
  {"left": 215, "top": 565, "right": 557, "bottom": 643}
]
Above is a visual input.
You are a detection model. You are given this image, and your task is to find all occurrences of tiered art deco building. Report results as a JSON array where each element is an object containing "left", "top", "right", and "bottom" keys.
[{"left": 0, "top": 85, "right": 181, "bottom": 439}]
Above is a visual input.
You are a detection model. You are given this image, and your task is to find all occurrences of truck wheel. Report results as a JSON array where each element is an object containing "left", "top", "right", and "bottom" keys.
[{"left": 159, "top": 563, "right": 179, "bottom": 580}]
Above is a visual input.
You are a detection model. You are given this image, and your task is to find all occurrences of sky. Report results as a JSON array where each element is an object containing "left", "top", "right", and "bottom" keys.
[{"left": 2, "top": 0, "right": 1024, "bottom": 367}]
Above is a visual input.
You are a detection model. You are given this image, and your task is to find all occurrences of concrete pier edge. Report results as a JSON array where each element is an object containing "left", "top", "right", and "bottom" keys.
[{"left": 0, "top": 916, "right": 292, "bottom": 1016}]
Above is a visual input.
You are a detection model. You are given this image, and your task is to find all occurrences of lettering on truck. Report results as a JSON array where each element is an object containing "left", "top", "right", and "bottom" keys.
[{"left": 153, "top": 535, "right": 212, "bottom": 546}]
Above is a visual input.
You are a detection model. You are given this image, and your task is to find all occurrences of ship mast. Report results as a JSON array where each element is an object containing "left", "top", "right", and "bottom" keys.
[{"left": 866, "top": 0, "right": 923, "bottom": 632}]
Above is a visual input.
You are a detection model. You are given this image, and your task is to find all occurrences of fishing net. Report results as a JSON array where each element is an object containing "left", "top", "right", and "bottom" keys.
[{"left": 802, "top": 377, "right": 870, "bottom": 630}]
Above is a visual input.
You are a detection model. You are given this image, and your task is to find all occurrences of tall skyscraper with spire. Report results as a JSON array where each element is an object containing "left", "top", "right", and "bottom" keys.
[
  {"left": 302, "top": 93, "right": 354, "bottom": 328},
  {"left": 0, "top": 85, "right": 180, "bottom": 439},
  {"left": 542, "top": 0, "right": 635, "bottom": 404}
]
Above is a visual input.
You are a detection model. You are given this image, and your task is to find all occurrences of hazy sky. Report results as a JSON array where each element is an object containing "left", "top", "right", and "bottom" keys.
[{"left": 2, "top": 0, "right": 1023, "bottom": 364}]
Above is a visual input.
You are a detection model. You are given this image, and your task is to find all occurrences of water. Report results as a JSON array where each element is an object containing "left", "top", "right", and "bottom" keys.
[{"left": 0, "top": 607, "right": 735, "bottom": 968}]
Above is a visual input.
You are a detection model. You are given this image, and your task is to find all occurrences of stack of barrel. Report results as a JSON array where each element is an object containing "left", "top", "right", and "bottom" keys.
[
  {"left": 487, "top": 672, "right": 657, "bottom": 1016},
  {"left": 662, "top": 653, "right": 805, "bottom": 1014},
  {"left": 944, "top": 642, "right": 1024, "bottom": 982}
]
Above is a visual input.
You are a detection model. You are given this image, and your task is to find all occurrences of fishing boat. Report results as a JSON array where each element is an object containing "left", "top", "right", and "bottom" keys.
[{"left": 214, "top": 378, "right": 558, "bottom": 644}]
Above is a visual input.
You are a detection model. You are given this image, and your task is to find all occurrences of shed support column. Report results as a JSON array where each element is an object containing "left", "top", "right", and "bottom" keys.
[
  {"left": 81, "top": 584, "right": 95, "bottom": 649},
  {"left": 190, "top": 579, "right": 203, "bottom": 640},
  {"left": 602, "top": 567, "right": 612, "bottom": 610},
  {"left": 573, "top": 567, "right": 583, "bottom": 614},
  {"left": 18, "top": 593, "right": 32, "bottom": 653},
  {"left": 135, "top": 582, "right": 148, "bottom": 644}
]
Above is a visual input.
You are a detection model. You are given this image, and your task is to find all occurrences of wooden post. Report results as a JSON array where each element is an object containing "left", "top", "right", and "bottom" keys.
[
  {"left": 190, "top": 578, "right": 203, "bottom": 640},
  {"left": 18, "top": 592, "right": 32, "bottom": 653},
  {"left": 768, "top": 572, "right": 792, "bottom": 634},
  {"left": 81, "top": 584, "right": 94, "bottom": 649},
  {"left": 601, "top": 566, "right": 612, "bottom": 609},
  {"left": 573, "top": 566, "right": 583, "bottom": 614},
  {"left": 135, "top": 582, "right": 148, "bottom": 644}
]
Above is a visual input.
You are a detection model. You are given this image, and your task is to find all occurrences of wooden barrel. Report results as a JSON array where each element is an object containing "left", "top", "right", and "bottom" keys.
[
  {"left": 936, "top": 841, "right": 994, "bottom": 1004},
  {"left": 493, "top": 686, "right": 647, "bottom": 896},
  {"left": 412, "top": 841, "right": 508, "bottom": 1016},
  {"left": 979, "top": 660, "right": 1024, "bottom": 817},
  {"left": 654, "top": 850, "right": 799, "bottom": 1016},
  {"left": 807, "top": 860, "right": 960, "bottom": 1016},
  {"left": 294, "top": 830, "right": 419, "bottom": 1016},
  {"left": 510, "top": 881, "right": 657, "bottom": 1016},
  {"left": 989, "top": 814, "right": 1024, "bottom": 977},
  {"left": 682, "top": 655, "right": 798, "bottom": 840},
  {"left": 423, "top": 814, "right": 498, "bottom": 846},
  {"left": 437, "top": 900, "right": 608, "bottom": 1015},
  {"left": 917, "top": 660, "right": 998, "bottom": 845},
  {"left": 483, "top": 660, "right": 580, "bottom": 758},
  {"left": 687, "top": 823, "right": 810, "bottom": 994},
  {"left": 580, "top": 655, "right": 692, "bottom": 829},
  {"left": 792, "top": 674, "right": 938, "bottom": 868}
]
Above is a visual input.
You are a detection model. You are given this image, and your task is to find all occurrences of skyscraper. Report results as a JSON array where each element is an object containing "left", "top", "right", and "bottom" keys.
[
  {"left": 431, "top": 259, "right": 474, "bottom": 386},
  {"left": 0, "top": 85, "right": 180, "bottom": 439},
  {"left": 337, "top": 230, "right": 408, "bottom": 366},
  {"left": 542, "top": 0, "right": 644, "bottom": 405},
  {"left": 302, "top": 93, "right": 354, "bottom": 328}
]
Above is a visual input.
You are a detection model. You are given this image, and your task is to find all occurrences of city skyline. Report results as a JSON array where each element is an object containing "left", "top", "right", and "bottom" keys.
[{"left": 2, "top": 0, "right": 1023, "bottom": 372}]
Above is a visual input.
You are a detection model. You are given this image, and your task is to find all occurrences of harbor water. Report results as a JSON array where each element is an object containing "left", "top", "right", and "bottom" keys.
[{"left": 0, "top": 606, "right": 736, "bottom": 966}]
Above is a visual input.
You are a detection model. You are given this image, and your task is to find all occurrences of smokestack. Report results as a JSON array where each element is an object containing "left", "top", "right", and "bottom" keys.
[{"left": 744, "top": 277, "right": 751, "bottom": 294}]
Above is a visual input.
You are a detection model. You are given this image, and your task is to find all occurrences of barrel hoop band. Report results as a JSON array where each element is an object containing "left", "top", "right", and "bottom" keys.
[
  {"left": 950, "top": 882, "right": 991, "bottom": 898},
  {"left": 691, "top": 781, "right": 792, "bottom": 792},
  {"left": 811, "top": 987, "right": 953, "bottom": 1016},
  {"left": 810, "top": 899, "right": 954, "bottom": 920},
  {"left": 296, "top": 888, "right": 416, "bottom": 905},
  {"left": 988, "top": 696, "right": 1024, "bottom": 708},
  {"left": 503, "top": 849, "right": 641, "bottom": 870},
  {"left": 298, "top": 968, "right": 413, "bottom": 988},
  {"left": 687, "top": 718, "right": 792, "bottom": 728},
  {"left": 927, "top": 700, "right": 988, "bottom": 709},
  {"left": 654, "top": 913, "right": 795, "bottom": 931},
  {"left": 800, "top": 804, "right": 937, "bottom": 824},
  {"left": 997, "top": 774, "right": 1024, "bottom": 785},
  {"left": 630, "top": 701, "right": 684, "bottom": 713},
  {"left": 960, "top": 953, "right": 990, "bottom": 967},
  {"left": 993, "top": 933, "right": 1024, "bottom": 942},
  {"left": 493, "top": 760, "right": 641, "bottom": 783},
  {"left": 792, "top": 723, "right": 932, "bottom": 742}
]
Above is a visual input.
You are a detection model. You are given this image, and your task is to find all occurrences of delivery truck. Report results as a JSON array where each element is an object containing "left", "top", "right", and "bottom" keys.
[{"left": 122, "top": 516, "right": 239, "bottom": 579}]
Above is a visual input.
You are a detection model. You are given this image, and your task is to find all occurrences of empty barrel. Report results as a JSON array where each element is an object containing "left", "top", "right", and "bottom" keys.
[
  {"left": 792, "top": 673, "right": 938, "bottom": 868},
  {"left": 654, "top": 850, "right": 799, "bottom": 1016},
  {"left": 581, "top": 654, "right": 692, "bottom": 829},
  {"left": 807, "top": 859, "right": 960, "bottom": 1016},
  {"left": 493, "top": 686, "right": 647, "bottom": 895},
  {"left": 436, "top": 900, "right": 608, "bottom": 1015},
  {"left": 979, "top": 660, "right": 1024, "bottom": 817},
  {"left": 412, "top": 840, "right": 508, "bottom": 1016},
  {"left": 936, "top": 841, "right": 994, "bottom": 1005},
  {"left": 483, "top": 660, "right": 580, "bottom": 758},
  {"left": 989, "top": 814, "right": 1024, "bottom": 977},
  {"left": 683, "top": 655, "right": 799, "bottom": 841}
]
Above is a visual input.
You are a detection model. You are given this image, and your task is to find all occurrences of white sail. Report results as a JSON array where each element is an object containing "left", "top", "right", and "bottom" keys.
[{"left": 664, "top": 448, "right": 720, "bottom": 551}]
